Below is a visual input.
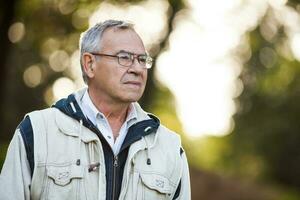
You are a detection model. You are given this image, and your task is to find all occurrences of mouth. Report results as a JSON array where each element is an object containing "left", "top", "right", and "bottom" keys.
[{"left": 123, "top": 81, "right": 142, "bottom": 89}]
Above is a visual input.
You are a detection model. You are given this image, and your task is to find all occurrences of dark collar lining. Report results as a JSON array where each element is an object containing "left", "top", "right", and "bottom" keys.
[{"left": 52, "top": 94, "right": 160, "bottom": 154}]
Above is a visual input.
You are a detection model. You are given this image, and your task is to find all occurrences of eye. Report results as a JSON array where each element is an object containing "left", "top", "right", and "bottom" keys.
[
  {"left": 138, "top": 55, "right": 147, "bottom": 64},
  {"left": 117, "top": 52, "right": 131, "bottom": 60}
]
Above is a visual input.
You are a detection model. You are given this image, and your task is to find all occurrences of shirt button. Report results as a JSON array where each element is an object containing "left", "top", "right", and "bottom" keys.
[{"left": 107, "top": 135, "right": 111, "bottom": 139}]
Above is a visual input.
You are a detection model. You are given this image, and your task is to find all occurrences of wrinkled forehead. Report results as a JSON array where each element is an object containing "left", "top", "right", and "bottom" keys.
[{"left": 100, "top": 27, "right": 146, "bottom": 54}]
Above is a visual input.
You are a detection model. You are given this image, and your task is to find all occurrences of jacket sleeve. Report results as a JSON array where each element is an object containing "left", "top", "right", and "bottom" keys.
[
  {"left": 0, "top": 129, "right": 31, "bottom": 200},
  {"left": 176, "top": 151, "right": 191, "bottom": 200}
]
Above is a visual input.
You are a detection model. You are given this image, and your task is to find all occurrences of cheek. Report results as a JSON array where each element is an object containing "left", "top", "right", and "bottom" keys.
[
  {"left": 102, "top": 66, "right": 121, "bottom": 82},
  {"left": 138, "top": 70, "right": 147, "bottom": 80}
]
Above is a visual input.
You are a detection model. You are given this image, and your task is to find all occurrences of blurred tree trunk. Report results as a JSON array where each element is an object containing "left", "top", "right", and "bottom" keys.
[{"left": 0, "top": 0, "right": 17, "bottom": 130}]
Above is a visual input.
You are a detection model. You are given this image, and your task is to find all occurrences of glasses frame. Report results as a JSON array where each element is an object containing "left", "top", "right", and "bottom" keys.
[{"left": 89, "top": 51, "right": 153, "bottom": 69}]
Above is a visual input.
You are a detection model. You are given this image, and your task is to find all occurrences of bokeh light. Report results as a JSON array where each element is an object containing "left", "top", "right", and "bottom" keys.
[
  {"left": 23, "top": 65, "right": 42, "bottom": 88},
  {"left": 72, "top": 8, "right": 89, "bottom": 29},
  {"left": 290, "top": 33, "right": 300, "bottom": 60},
  {"left": 58, "top": 0, "right": 76, "bottom": 15},
  {"left": 41, "top": 38, "right": 60, "bottom": 59},
  {"left": 52, "top": 77, "right": 75, "bottom": 101},
  {"left": 49, "top": 50, "right": 70, "bottom": 72},
  {"left": 66, "top": 50, "right": 85, "bottom": 88},
  {"left": 8, "top": 22, "right": 26, "bottom": 43},
  {"left": 44, "top": 86, "right": 54, "bottom": 106}
]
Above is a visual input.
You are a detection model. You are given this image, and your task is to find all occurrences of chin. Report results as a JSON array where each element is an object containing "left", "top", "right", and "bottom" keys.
[
  {"left": 120, "top": 90, "right": 144, "bottom": 101},
  {"left": 121, "top": 94, "right": 142, "bottom": 103}
]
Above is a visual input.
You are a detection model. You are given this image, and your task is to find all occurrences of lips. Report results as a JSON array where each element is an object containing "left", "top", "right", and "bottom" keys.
[
  {"left": 123, "top": 81, "right": 142, "bottom": 89},
  {"left": 124, "top": 81, "right": 141, "bottom": 85}
]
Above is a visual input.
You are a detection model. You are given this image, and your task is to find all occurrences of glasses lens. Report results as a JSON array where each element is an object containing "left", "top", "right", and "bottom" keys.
[
  {"left": 137, "top": 55, "right": 153, "bottom": 69},
  {"left": 138, "top": 55, "right": 147, "bottom": 65},
  {"left": 145, "top": 56, "right": 153, "bottom": 69},
  {"left": 117, "top": 52, "right": 132, "bottom": 66}
]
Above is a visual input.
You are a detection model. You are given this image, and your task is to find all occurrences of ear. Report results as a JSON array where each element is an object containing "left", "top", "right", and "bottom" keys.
[{"left": 82, "top": 53, "right": 95, "bottom": 78}]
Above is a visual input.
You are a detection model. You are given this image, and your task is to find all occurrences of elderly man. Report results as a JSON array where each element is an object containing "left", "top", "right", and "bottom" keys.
[{"left": 0, "top": 20, "right": 191, "bottom": 200}]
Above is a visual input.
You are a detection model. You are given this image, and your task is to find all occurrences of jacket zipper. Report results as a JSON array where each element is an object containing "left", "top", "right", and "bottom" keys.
[
  {"left": 88, "top": 125, "right": 119, "bottom": 200},
  {"left": 112, "top": 155, "right": 118, "bottom": 200}
]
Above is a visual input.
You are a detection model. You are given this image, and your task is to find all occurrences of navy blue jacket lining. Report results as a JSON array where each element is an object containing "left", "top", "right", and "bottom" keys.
[{"left": 19, "top": 116, "right": 34, "bottom": 176}]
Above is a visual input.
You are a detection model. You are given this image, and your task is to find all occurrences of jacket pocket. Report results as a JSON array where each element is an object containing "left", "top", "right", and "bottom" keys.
[
  {"left": 138, "top": 172, "right": 174, "bottom": 200},
  {"left": 43, "top": 164, "right": 86, "bottom": 200}
]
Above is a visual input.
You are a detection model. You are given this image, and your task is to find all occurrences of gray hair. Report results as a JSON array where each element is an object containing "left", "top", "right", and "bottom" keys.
[{"left": 79, "top": 20, "right": 134, "bottom": 84}]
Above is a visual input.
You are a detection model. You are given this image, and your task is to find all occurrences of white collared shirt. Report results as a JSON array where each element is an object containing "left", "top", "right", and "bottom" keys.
[{"left": 79, "top": 90, "right": 137, "bottom": 155}]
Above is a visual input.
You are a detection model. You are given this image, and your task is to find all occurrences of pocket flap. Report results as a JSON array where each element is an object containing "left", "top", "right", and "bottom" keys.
[
  {"left": 47, "top": 164, "right": 84, "bottom": 186},
  {"left": 140, "top": 173, "right": 173, "bottom": 194}
]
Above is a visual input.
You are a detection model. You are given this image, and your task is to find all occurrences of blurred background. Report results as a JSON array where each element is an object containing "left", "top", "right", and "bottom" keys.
[{"left": 1, "top": 0, "right": 300, "bottom": 199}]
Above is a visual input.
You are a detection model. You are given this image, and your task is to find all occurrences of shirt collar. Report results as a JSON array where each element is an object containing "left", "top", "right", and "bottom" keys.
[{"left": 126, "top": 103, "right": 138, "bottom": 126}]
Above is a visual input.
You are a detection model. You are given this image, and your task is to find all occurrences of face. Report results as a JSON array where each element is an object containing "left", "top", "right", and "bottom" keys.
[{"left": 85, "top": 27, "right": 148, "bottom": 104}]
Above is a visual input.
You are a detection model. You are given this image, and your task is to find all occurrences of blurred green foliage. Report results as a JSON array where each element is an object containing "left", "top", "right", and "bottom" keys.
[
  {"left": 187, "top": 2, "right": 300, "bottom": 199},
  {"left": 231, "top": 8, "right": 300, "bottom": 189}
]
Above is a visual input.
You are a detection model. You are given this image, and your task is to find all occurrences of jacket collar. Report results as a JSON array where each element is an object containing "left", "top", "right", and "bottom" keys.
[{"left": 52, "top": 88, "right": 160, "bottom": 145}]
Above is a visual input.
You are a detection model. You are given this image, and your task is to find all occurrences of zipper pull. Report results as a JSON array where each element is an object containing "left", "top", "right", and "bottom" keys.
[{"left": 114, "top": 156, "right": 118, "bottom": 167}]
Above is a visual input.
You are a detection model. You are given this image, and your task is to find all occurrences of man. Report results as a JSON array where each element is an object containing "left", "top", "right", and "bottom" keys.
[{"left": 0, "top": 20, "right": 191, "bottom": 200}]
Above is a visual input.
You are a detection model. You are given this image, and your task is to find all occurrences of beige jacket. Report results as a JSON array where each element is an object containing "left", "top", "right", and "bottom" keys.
[{"left": 0, "top": 101, "right": 190, "bottom": 200}]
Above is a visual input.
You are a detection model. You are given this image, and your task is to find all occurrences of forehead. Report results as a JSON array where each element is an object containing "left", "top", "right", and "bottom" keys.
[{"left": 99, "top": 27, "right": 146, "bottom": 54}]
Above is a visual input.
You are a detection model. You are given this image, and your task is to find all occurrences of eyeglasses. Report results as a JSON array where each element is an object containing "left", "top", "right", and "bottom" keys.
[{"left": 90, "top": 51, "right": 153, "bottom": 69}]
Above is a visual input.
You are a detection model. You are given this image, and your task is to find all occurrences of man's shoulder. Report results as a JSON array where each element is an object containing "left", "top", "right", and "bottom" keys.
[
  {"left": 157, "top": 124, "right": 182, "bottom": 146},
  {"left": 18, "top": 108, "right": 57, "bottom": 135},
  {"left": 25, "top": 107, "right": 64, "bottom": 121},
  {"left": 25, "top": 107, "right": 55, "bottom": 117},
  {"left": 158, "top": 124, "right": 181, "bottom": 137}
]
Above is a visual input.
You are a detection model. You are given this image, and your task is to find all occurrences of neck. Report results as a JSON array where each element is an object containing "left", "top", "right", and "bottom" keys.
[{"left": 87, "top": 88, "right": 131, "bottom": 138}]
